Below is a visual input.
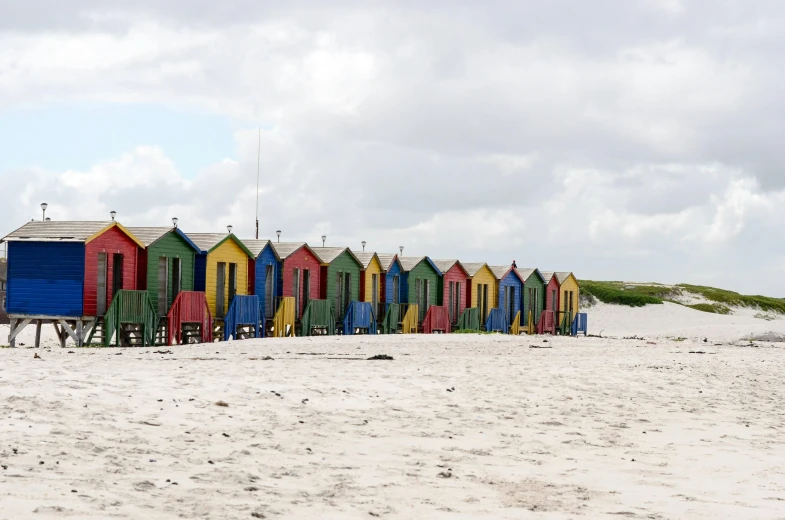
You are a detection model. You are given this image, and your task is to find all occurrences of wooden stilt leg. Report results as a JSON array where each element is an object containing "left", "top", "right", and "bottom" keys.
[
  {"left": 35, "top": 321, "right": 42, "bottom": 348},
  {"left": 76, "top": 320, "right": 83, "bottom": 347},
  {"left": 9, "top": 318, "right": 16, "bottom": 348}
]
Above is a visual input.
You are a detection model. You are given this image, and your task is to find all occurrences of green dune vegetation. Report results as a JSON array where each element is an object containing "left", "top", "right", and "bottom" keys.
[{"left": 580, "top": 280, "right": 785, "bottom": 315}]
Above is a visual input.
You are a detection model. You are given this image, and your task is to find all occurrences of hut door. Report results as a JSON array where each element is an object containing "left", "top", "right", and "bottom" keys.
[
  {"left": 569, "top": 291, "right": 574, "bottom": 315},
  {"left": 371, "top": 274, "right": 378, "bottom": 315},
  {"left": 265, "top": 265, "right": 274, "bottom": 318},
  {"left": 448, "top": 282, "right": 455, "bottom": 323},
  {"left": 343, "top": 273, "right": 352, "bottom": 315},
  {"left": 293, "top": 268, "right": 300, "bottom": 319},
  {"left": 424, "top": 279, "right": 431, "bottom": 315},
  {"left": 508, "top": 287, "right": 516, "bottom": 323},
  {"left": 482, "top": 284, "right": 489, "bottom": 321},
  {"left": 228, "top": 263, "right": 237, "bottom": 307},
  {"left": 552, "top": 289, "right": 557, "bottom": 311},
  {"left": 302, "top": 269, "right": 310, "bottom": 317},
  {"left": 171, "top": 258, "right": 181, "bottom": 305},
  {"left": 112, "top": 254, "right": 124, "bottom": 299},
  {"left": 97, "top": 253, "right": 108, "bottom": 316},
  {"left": 216, "top": 262, "right": 226, "bottom": 318},
  {"left": 392, "top": 275, "right": 399, "bottom": 304},
  {"left": 157, "top": 257, "right": 169, "bottom": 315},
  {"left": 454, "top": 283, "right": 461, "bottom": 324},
  {"left": 335, "top": 272, "right": 344, "bottom": 319}
]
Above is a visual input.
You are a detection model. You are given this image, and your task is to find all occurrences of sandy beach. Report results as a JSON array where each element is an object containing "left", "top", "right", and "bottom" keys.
[{"left": 2, "top": 304, "right": 785, "bottom": 519}]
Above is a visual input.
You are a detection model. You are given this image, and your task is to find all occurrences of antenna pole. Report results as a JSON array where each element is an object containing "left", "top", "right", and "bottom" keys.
[{"left": 255, "top": 127, "right": 261, "bottom": 240}]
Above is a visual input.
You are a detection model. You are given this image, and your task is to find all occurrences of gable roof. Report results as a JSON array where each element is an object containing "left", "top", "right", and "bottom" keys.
[
  {"left": 398, "top": 256, "right": 442, "bottom": 276},
  {"left": 540, "top": 271, "right": 555, "bottom": 283},
  {"left": 268, "top": 242, "right": 320, "bottom": 262},
  {"left": 376, "top": 253, "right": 401, "bottom": 273},
  {"left": 461, "top": 262, "right": 492, "bottom": 277},
  {"left": 186, "top": 233, "right": 254, "bottom": 258},
  {"left": 517, "top": 268, "right": 547, "bottom": 284},
  {"left": 126, "top": 227, "right": 200, "bottom": 252},
  {"left": 351, "top": 251, "right": 381, "bottom": 270},
  {"left": 431, "top": 259, "right": 468, "bottom": 277},
  {"left": 555, "top": 271, "right": 577, "bottom": 285},
  {"left": 489, "top": 265, "right": 524, "bottom": 283},
  {"left": 243, "top": 239, "right": 273, "bottom": 259},
  {"left": 311, "top": 246, "right": 362, "bottom": 267},
  {"left": 1, "top": 221, "right": 145, "bottom": 248}
]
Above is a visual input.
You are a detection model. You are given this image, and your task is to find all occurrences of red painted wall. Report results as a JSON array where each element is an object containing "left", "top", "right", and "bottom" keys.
[
  {"left": 545, "top": 276, "right": 560, "bottom": 313},
  {"left": 282, "top": 247, "right": 321, "bottom": 318},
  {"left": 83, "top": 226, "right": 140, "bottom": 316},
  {"left": 441, "top": 264, "right": 468, "bottom": 320}
]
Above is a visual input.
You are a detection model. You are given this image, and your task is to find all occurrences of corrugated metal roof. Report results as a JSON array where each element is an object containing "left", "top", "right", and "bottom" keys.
[
  {"left": 310, "top": 246, "right": 349, "bottom": 264},
  {"left": 376, "top": 254, "right": 398, "bottom": 272},
  {"left": 271, "top": 242, "right": 307, "bottom": 260},
  {"left": 555, "top": 272, "right": 574, "bottom": 284},
  {"left": 1, "top": 221, "right": 113, "bottom": 243},
  {"left": 243, "top": 239, "right": 272, "bottom": 258},
  {"left": 126, "top": 227, "right": 174, "bottom": 247},
  {"left": 351, "top": 251, "right": 379, "bottom": 269},
  {"left": 186, "top": 233, "right": 228, "bottom": 252},
  {"left": 461, "top": 262, "right": 489, "bottom": 277}
]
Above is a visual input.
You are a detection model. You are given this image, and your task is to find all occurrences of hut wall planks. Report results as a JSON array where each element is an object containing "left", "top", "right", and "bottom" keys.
[
  {"left": 282, "top": 247, "right": 321, "bottom": 318},
  {"left": 545, "top": 275, "right": 560, "bottom": 313},
  {"left": 437, "top": 264, "right": 468, "bottom": 324},
  {"left": 145, "top": 232, "right": 196, "bottom": 314},
  {"left": 384, "top": 260, "right": 402, "bottom": 305},
  {"left": 83, "top": 226, "right": 139, "bottom": 317},
  {"left": 522, "top": 272, "right": 546, "bottom": 323},
  {"left": 361, "top": 255, "right": 383, "bottom": 305},
  {"left": 560, "top": 274, "right": 580, "bottom": 316},
  {"left": 253, "top": 243, "right": 281, "bottom": 320},
  {"left": 325, "top": 251, "right": 362, "bottom": 319},
  {"left": 204, "top": 239, "right": 249, "bottom": 317},
  {"left": 496, "top": 270, "right": 523, "bottom": 323},
  {"left": 470, "top": 265, "right": 497, "bottom": 320},
  {"left": 6, "top": 241, "right": 85, "bottom": 316},
  {"left": 406, "top": 261, "right": 440, "bottom": 314}
]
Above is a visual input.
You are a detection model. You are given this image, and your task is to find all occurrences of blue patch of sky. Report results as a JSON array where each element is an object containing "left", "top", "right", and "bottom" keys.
[{"left": 0, "top": 103, "right": 244, "bottom": 177}]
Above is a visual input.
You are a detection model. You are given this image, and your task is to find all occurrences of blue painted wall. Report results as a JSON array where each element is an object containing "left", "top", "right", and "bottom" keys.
[
  {"left": 384, "top": 261, "right": 403, "bottom": 304},
  {"left": 253, "top": 244, "right": 282, "bottom": 320},
  {"left": 497, "top": 270, "right": 523, "bottom": 322},
  {"left": 194, "top": 253, "right": 207, "bottom": 292},
  {"left": 7, "top": 241, "right": 85, "bottom": 316}
]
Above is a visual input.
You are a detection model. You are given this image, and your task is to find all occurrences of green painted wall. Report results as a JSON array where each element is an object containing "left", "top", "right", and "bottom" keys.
[
  {"left": 326, "top": 251, "right": 362, "bottom": 318},
  {"left": 523, "top": 274, "right": 546, "bottom": 324},
  {"left": 146, "top": 232, "right": 196, "bottom": 314},
  {"left": 408, "top": 261, "right": 439, "bottom": 312}
]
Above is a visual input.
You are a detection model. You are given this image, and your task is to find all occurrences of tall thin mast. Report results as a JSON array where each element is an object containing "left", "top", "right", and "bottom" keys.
[{"left": 255, "top": 128, "right": 260, "bottom": 240}]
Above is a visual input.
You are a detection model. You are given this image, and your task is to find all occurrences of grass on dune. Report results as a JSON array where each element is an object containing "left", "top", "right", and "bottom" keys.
[
  {"left": 578, "top": 280, "right": 667, "bottom": 307},
  {"left": 677, "top": 284, "right": 785, "bottom": 314}
]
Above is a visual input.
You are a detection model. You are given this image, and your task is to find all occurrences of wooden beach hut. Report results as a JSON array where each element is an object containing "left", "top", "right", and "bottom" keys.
[
  {"left": 188, "top": 233, "right": 254, "bottom": 320},
  {"left": 127, "top": 227, "right": 200, "bottom": 317},
  {"left": 377, "top": 254, "right": 403, "bottom": 310},
  {"left": 244, "top": 241, "right": 321, "bottom": 326},
  {"left": 555, "top": 272, "right": 580, "bottom": 333},
  {"left": 517, "top": 268, "right": 547, "bottom": 333},
  {"left": 1, "top": 221, "right": 144, "bottom": 347},
  {"left": 399, "top": 257, "right": 443, "bottom": 324},
  {"left": 312, "top": 246, "right": 363, "bottom": 325},
  {"left": 489, "top": 265, "right": 524, "bottom": 331},
  {"left": 353, "top": 251, "right": 384, "bottom": 320},
  {"left": 461, "top": 263, "right": 498, "bottom": 325},
  {"left": 432, "top": 260, "right": 469, "bottom": 326}
]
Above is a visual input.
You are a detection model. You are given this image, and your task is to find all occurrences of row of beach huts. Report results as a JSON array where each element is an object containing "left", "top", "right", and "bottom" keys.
[{"left": 1, "top": 220, "right": 586, "bottom": 347}]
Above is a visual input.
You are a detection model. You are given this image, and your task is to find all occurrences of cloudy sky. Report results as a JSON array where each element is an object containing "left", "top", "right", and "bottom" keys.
[{"left": 1, "top": 1, "right": 783, "bottom": 294}]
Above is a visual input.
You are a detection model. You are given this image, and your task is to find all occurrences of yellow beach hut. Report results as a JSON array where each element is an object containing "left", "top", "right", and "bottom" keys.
[
  {"left": 461, "top": 262, "right": 498, "bottom": 324},
  {"left": 188, "top": 232, "right": 254, "bottom": 319},
  {"left": 352, "top": 251, "right": 384, "bottom": 319}
]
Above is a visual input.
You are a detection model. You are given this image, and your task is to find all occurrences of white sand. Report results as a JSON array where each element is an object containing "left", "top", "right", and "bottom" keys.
[{"left": 1, "top": 306, "right": 785, "bottom": 519}]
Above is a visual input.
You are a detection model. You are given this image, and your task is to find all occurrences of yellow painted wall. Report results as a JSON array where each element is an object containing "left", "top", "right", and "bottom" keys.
[
  {"left": 470, "top": 265, "right": 498, "bottom": 317},
  {"left": 560, "top": 274, "right": 580, "bottom": 316},
  {"left": 205, "top": 238, "right": 249, "bottom": 317},
  {"left": 364, "top": 256, "right": 383, "bottom": 306}
]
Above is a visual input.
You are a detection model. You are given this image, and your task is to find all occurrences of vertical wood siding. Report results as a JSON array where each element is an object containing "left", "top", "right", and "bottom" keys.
[
  {"left": 361, "top": 256, "right": 382, "bottom": 305},
  {"left": 145, "top": 232, "right": 196, "bottom": 314},
  {"left": 406, "top": 261, "right": 439, "bottom": 316},
  {"left": 253, "top": 244, "right": 282, "bottom": 319},
  {"left": 84, "top": 226, "right": 139, "bottom": 316},
  {"left": 496, "top": 271, "right": 523, "bottom": 320},
  {"left": 384, "top": 261, "right": 402, "bottom": 304},
  {"left": 205, "top": 239, "right": 248, "bottom": 317},
  {"left": 469, "top": 266, "right": 497, "bottom": 311},
  {"left": 325, "top": 251, "right": 361, "bottom": 310},
  {"left": 282, "top": 247, "right": 321, "bottom": 318},
  {"left": 7, "top": 241, "right": 86, "bottom": 316},
  {"left": 545, "top": 276, "right": 560, "bottom": 313},
  {"left": 560, "top": 274, "right": 580, "bottom": 316},
  {"left": 522, "top": 273, "right": 546, "bottom": 323},
  {"left": 438, "top": 264, "right": 467, "bottom": 322}
]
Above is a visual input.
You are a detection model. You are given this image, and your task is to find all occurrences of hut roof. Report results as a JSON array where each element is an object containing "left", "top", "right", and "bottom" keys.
[
  {"left": 351, "top": 251, "right": 380, "bottom": 269},
  {"left": 399, "top": 256, "right": 442, "bottom": 275},
  {"left": 518, "top": 268, "right": 546, "bottom": 284},
  {"left": 270, "top": 242, "right": 317, "bottom": 261},
  {"left": 555, "top": 272, "right": 575, "bottom": 284},
  {"left": 431, "top": 259, "right": 468, "bottom": 276},
  {"left": 311, "top": 246, "right": 362, "bottom": 266},
  {"left": 540, "top": 271, "right": 555, "bottom": 283},
  {"left": 376, "top": 254, "right": 400, "bottom": 272},
  {"left": 1, "top": 221, "right": 144, "bottom": 247},
  {"left": 242, "top": 239, "right": 272, "bottom": 258},
  {"left": 126, "top": 227, "right": 200, "bottom": 252},
  {"left": 461, "top": 262, "right": 490, "bottom": 277},
  {"left": 489, "top": 265, "right": 526, "bottom": 283},
  {"left": 187, "top": 233, "right": 254, "bottom": 258}
]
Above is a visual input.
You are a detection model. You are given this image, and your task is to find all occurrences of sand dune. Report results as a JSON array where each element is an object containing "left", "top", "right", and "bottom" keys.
[{"left": 1, "top": 306, "right": 785, "bottom": 518}]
